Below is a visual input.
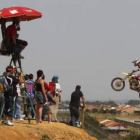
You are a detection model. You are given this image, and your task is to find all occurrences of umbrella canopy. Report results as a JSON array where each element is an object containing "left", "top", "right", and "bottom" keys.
[{"left": 0, "top": 6, "right": 42, "bottom": 21}]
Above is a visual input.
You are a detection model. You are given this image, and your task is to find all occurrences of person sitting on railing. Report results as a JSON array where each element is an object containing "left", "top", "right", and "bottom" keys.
[{"left": 5, "top": 17, "right": 28, "bottom": 59}]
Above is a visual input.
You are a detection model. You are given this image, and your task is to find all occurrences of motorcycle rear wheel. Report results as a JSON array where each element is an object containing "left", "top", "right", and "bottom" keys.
[{"left": 111, "top": 77, "right": 125, "bottom": 91}]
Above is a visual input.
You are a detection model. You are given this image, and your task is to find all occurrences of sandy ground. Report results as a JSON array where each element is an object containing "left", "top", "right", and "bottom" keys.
[{"left": 0, "top": 120, "right": 97, "bottom": 140}]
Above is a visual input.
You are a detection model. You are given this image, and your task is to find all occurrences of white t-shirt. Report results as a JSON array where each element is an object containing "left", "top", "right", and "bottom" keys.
[
  {"left": 16, "top": 84, "right": 21, "bottom": 96},
  {"left": 55, "top": 83, "right": 61, "bottom": 94}
]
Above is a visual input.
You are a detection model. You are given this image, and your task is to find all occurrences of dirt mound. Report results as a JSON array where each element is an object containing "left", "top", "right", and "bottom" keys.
[{"left": 0, "top": 120, "right": 97, "bottom": 140}]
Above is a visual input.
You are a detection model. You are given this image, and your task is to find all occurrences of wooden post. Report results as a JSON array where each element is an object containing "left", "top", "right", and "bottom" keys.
[{"left": 81, "top": 107, "right": 85, "bottom": 129}]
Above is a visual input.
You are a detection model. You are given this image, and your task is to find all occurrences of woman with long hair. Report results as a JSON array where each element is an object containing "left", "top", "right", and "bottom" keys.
[{"left": 35, "top": 70, "right": 48, "bottom": 123}]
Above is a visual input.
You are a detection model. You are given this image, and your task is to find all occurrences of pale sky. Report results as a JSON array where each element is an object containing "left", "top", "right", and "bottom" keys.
[{"left": 1, "top": 0, "right": 140, "bottom": 101}]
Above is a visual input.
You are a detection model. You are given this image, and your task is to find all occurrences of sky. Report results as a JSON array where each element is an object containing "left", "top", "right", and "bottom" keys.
[{"left": 1, "top": 0, "right": 140, "bottom": 101}]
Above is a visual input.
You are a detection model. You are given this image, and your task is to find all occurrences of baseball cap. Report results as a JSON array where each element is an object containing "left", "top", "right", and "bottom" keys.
[
  {"left": 6, "top": 66, "right": 13, "bottom": 72},
  {"left": 48, "top": 86, "right": 53, "bottom": 90},
  {"left": 53, "top": 74, "right": 59, "bottom": 78}
]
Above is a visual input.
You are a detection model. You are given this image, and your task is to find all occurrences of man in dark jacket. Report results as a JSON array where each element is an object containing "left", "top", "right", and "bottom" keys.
[
  {"left": 2, "top": 66, "right": 23, "bottom": 126},
  {"left": 69, "top": 85, "right": 85, "bottom": 126}
]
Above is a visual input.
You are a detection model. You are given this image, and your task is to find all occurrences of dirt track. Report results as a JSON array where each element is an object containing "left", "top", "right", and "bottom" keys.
[{"left": 0, "top": 120, "right": 97, "bottom": 140}]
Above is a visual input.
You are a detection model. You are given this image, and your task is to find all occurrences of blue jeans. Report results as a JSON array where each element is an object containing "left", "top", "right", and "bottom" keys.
[
  {"left": 11, "top": 44, "right": 20, "bottom": 53},
  {"left": 15, "top": 97, "right": 22, "bottom": 119},
  {"left": 5, "top": 96, "right": 15, "bottom": 117},
  {"left": 69, "top": 105, "right": 80, "bottom": 126}
]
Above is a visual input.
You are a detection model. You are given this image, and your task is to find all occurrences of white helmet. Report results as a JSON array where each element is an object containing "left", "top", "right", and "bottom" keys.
[{"left": 132, "top": 58, "right": 140, "bottom": 66}]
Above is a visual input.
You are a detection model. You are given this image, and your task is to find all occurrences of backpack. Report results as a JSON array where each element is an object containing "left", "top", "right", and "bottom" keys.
[
  {"left": 0, "top": 78, "right": 4, "bottom": 93},
  {"left": 49, "top": 81, "right": 55, "bottom": 96},
  {"left": 26, "top": 80, "right": 35, "bottom": 100},
  {"left": 0, "top": 75, "right": 13, "bottom": 94}
]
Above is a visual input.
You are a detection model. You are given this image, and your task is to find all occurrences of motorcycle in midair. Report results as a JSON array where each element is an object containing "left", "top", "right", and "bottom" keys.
[
  {"left": 111, "top": 71, "right": 140, "bottom": 97},
  {"left": 111, "top": 58, "right": 140, "bottom": 97},
  {"left": 111, "top": 71, "right": 140, "bottom": 91}
]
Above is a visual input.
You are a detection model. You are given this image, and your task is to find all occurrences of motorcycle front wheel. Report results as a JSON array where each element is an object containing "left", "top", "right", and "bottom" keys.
[{"left": 111, "top": 77, "right": 125, "bottom": 91}]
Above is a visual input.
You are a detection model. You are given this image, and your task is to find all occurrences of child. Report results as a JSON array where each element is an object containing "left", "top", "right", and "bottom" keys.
[
  {"left": 26, "top": 74, "right": 35, "bottom": 119},
  {"left": 47, "top": 86, "right": 56, "bottom": 124}
]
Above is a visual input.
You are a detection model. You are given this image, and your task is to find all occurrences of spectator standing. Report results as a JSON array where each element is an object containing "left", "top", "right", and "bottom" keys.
[
  {"left": 15, "top": 71, "right": 24, "bottom": 120},
  {"left": 26, "top": 74, "right": 35, "bottom": 119},
  {"left": 2, "top": 66, "right": 23, "bottom": 126},
  {"left": 42, "top": 75, "right": 49, "bottom": 121},
  {"left": 47, "top": 86, "right": 56, "bottom": 124},
  {"left": 50, "top": 74, "right": 62, "bottom": 122},
  {"left": 69, "top": 85, "right": 85, "bottom": 126},
  {"left": 0, "top": 72, "right": 6, "bottom": 120},
  {"left": 35, "top": 70, "right": 48, "bottom": 123},
  {"left": 21, "top": 74, "right": 28, "bottom": 119}
]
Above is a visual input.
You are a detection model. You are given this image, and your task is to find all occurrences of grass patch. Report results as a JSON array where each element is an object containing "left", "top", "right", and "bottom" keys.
[
  {"left": 122, "top": 128, "right": 140, "bottom": 140},
  {"left": 41, "top": 134, "right": 50, "bottom": 140},
  {"left": 35, "top": 127, "right": 40, "bottom": 130}
]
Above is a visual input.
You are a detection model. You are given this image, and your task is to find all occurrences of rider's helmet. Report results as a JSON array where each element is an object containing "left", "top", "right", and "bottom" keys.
[{"left": 132, "top": 59, "right": 140, "bottom": 66}]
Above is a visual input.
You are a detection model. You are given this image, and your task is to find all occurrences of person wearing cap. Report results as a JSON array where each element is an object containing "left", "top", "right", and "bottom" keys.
[
  {"left": 6, "top": 17, "right": 28, "bottom": 59},
  {"left": 2, "top": 66, "right": 24, "bottom": 126},
  {"left": 51, "top": 74, "right": 62, "bottom": 122},
  {"left": 69, "top": 85, "right": 85, "bottom": 126},
  {"left": 47, "top": 86, "right": 56, "bottom": 124}
]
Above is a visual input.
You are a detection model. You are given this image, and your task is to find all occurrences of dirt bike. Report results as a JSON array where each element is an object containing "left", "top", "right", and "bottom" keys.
[{"left": 111, "top": 71, "right": 140, "bottom": 93}]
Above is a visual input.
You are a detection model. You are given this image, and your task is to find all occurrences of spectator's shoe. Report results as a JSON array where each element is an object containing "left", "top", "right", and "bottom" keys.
[
  {"left": 19, "top": 54, "right": 24, "bottom": 59},
  {"left": 48, "top": 121, "right": 52, "bottom": 124},
  {"left": 12, "top": 118, "right": 15, "bottom": 121},
  {"left": 24, "top": 117, "right": 28, "bottom": 120},
  {"left": 2, "top": 120, "right": 14, "bottom": 126},
  {"left": 17, "top": 118, "right": 24, "bottom": 121},
  {"left": 55, "top": 119, "right": 59, "bottom": 122}
]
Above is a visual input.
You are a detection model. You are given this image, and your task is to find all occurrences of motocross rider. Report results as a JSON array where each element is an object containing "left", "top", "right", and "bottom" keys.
[{"left": 132, "top": 59, "right": 140, "bottom": 89}]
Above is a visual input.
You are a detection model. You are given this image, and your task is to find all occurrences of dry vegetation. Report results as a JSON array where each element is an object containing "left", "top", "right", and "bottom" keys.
[{"left": 0, "top": 120, "right": 97, "bottom": 140}]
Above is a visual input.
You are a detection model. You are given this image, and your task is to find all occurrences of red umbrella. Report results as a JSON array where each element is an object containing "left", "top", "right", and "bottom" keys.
[{"left": 0, "top": 6, "right": 42, "bottom": 21}]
